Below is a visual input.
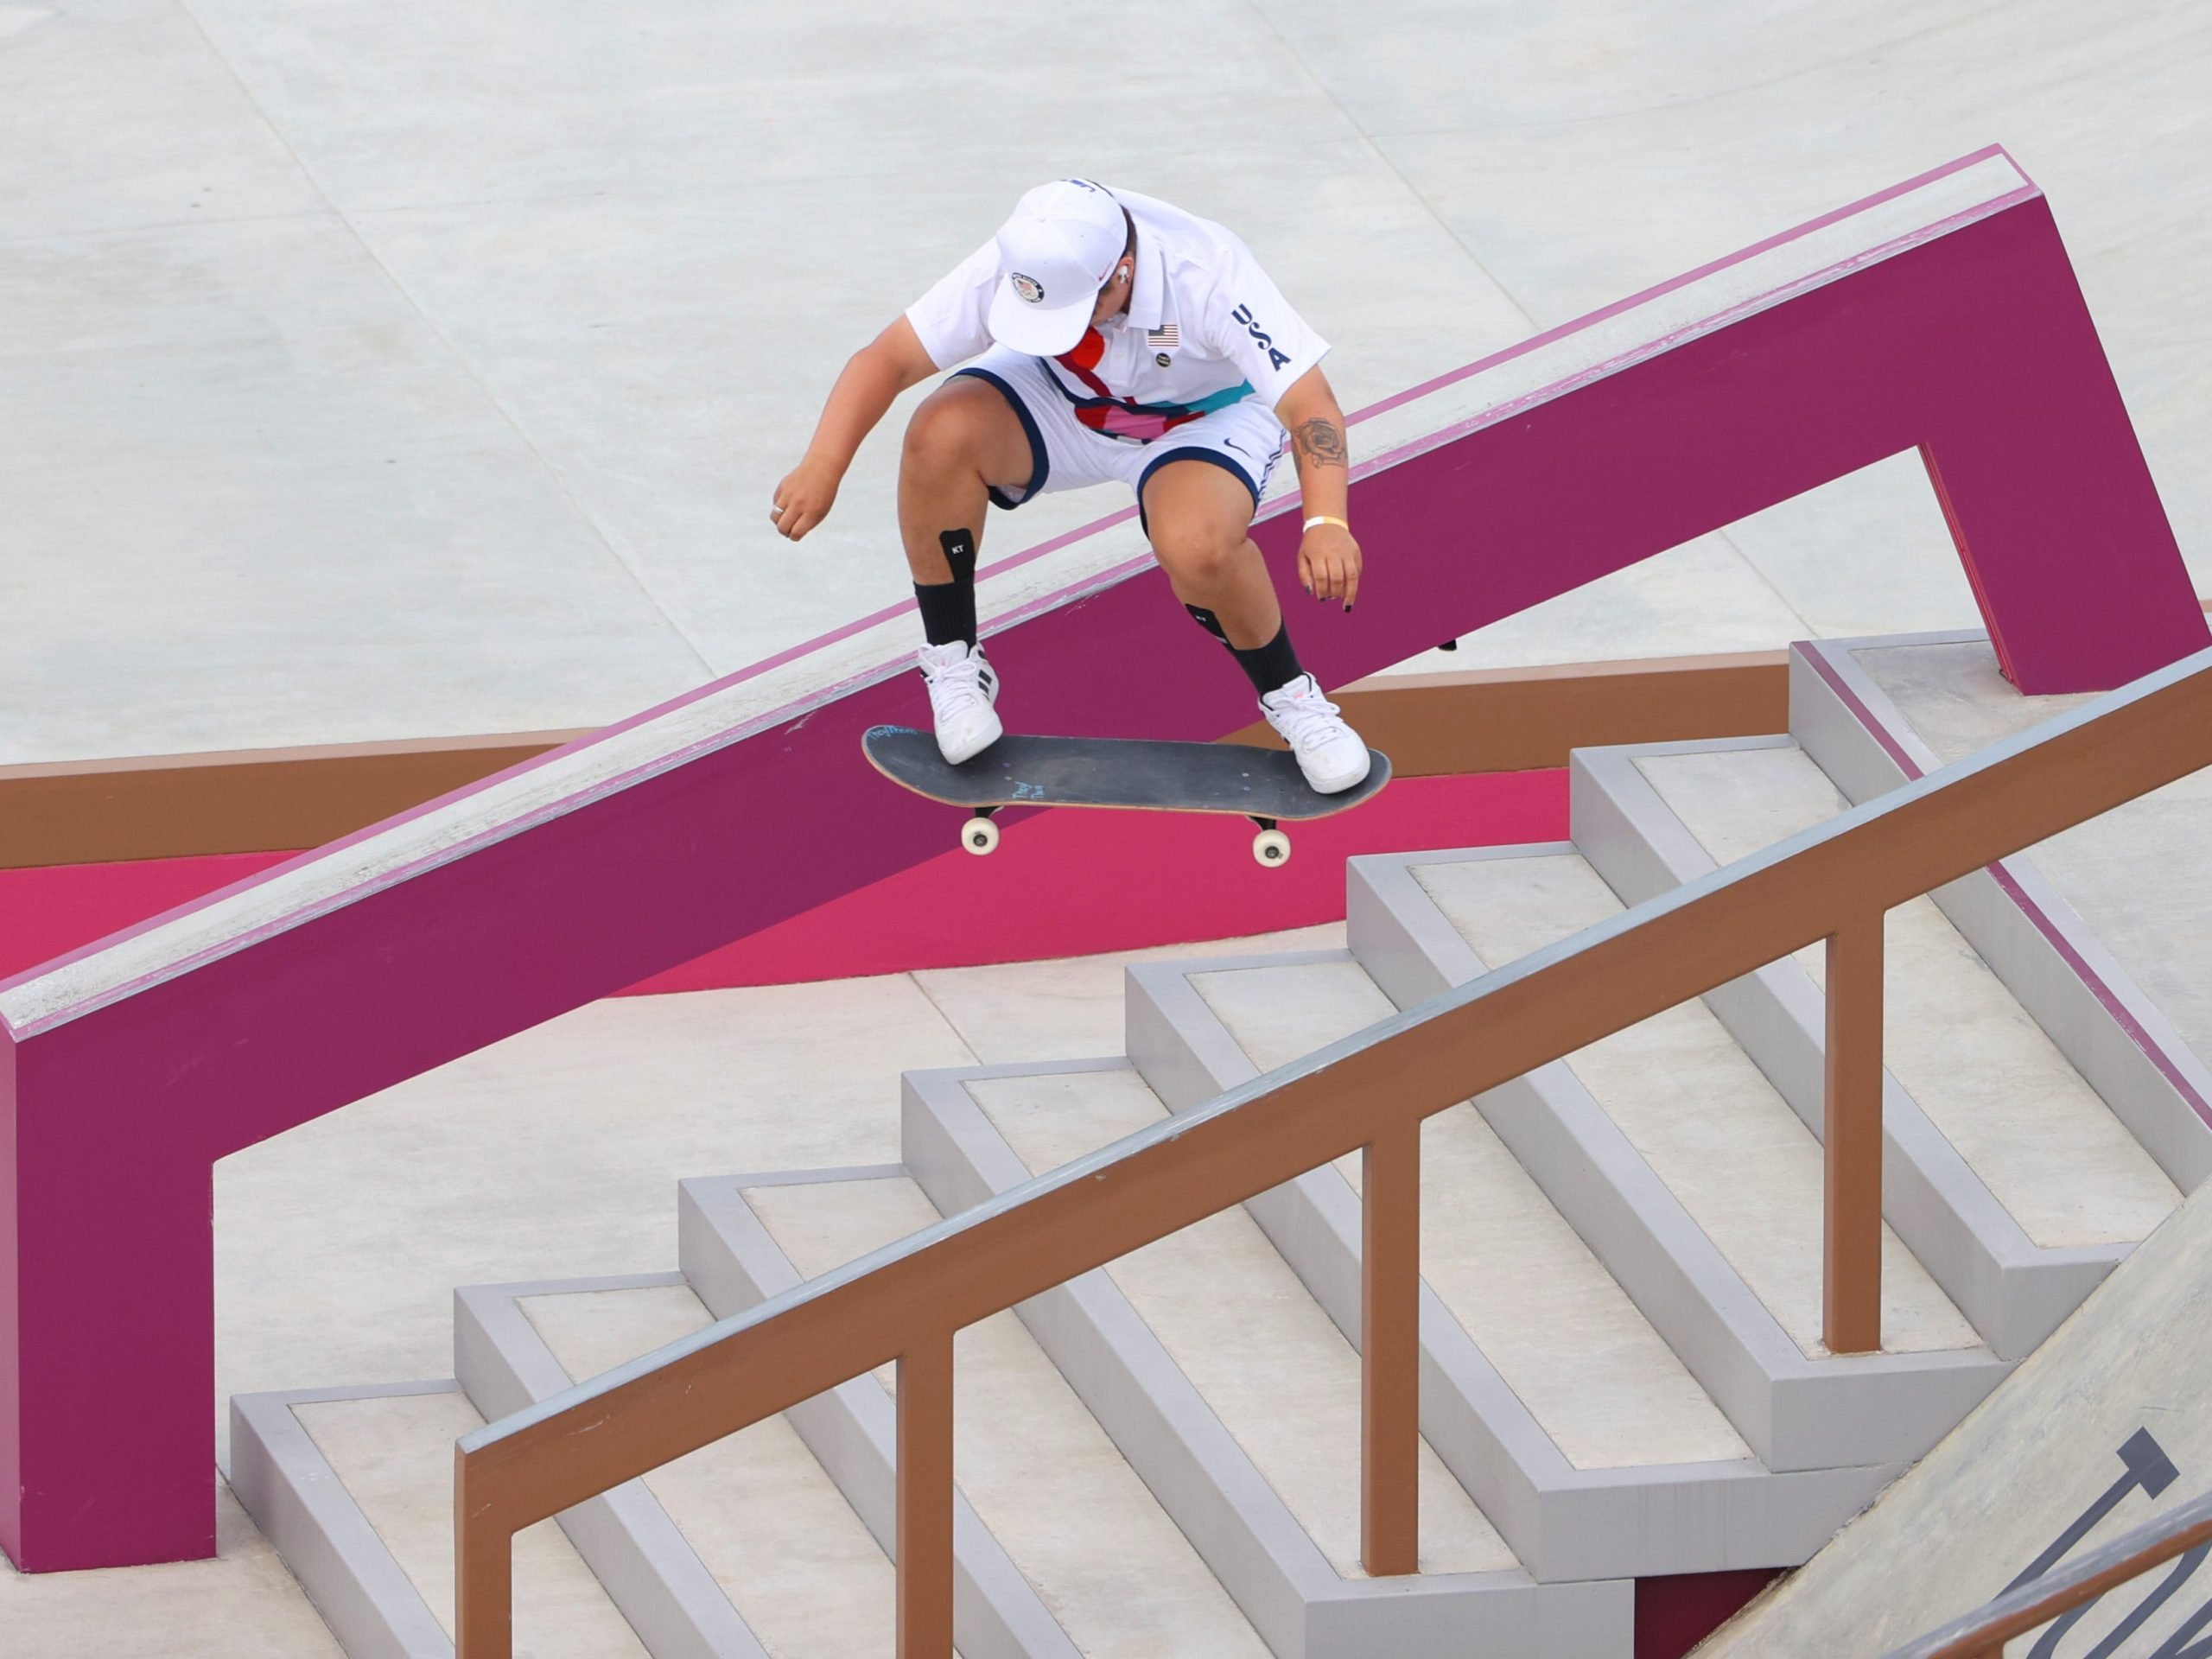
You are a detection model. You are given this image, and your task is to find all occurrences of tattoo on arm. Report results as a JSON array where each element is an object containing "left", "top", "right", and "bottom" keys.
[{"left": 1293, "top": 416, "right": 1347, "bottom": 469}]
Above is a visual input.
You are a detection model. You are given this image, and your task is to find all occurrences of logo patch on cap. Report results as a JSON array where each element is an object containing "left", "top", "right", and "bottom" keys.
[{"left": 1009, "top": 272, "right": 1046, "bottom": 305}]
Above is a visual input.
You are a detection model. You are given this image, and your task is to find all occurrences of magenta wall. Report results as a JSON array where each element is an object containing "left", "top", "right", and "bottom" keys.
[
  {"left": 0, "top": 776, "right": 1567, "bottom": 996},
  {"left": 1, "top": 151, "right": 2203, "bottom": 1570}
]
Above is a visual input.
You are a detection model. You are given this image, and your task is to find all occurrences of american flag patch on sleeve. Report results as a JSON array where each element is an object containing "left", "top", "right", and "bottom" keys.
[{"left": 1146, "top": 322, "right": 1179, "bottom": 348}]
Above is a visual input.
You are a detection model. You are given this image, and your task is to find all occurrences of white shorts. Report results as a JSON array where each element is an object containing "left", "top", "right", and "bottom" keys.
[{"left": 952, "top": 346, "right": 1287, "bottom": 532}]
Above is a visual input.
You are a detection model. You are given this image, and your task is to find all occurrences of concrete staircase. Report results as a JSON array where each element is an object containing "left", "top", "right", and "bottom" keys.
[{"left": 230, "top": 631, "right": 2212, "bottom": 1659}]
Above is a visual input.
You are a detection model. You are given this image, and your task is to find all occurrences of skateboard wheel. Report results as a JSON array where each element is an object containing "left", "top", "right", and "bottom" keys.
[
  {"left": 1251, "top": 828, "right": 1292, "bottom": 868},
  {"left": 963, "top": 817, "right": 1001, "bottom": 856}
]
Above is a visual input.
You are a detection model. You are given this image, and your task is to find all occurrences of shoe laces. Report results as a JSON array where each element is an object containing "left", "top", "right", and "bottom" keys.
[
  {"left": 1262, "top": 676, "right": 1345, "bottom": 753},
  {"left": 919, "top": 643, "right": 991, "bottom": 714}
]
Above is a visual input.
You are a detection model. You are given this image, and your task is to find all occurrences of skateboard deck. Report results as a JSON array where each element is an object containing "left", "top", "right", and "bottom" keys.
[{"left": 862, "top": 725, "right": 1392, "bottom": 866}]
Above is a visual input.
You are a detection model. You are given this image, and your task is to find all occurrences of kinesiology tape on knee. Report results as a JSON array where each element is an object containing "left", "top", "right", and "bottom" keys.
[{"left": 1184, "top": 604, "right": 1232, "bottom": 645}]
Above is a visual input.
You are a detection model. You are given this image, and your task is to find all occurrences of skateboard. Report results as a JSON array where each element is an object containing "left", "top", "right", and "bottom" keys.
[{"left": 862, "top": 726, "right": 1393, "bottom": 868}]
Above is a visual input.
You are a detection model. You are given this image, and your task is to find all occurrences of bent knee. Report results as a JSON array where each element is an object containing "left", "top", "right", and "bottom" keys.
[
  {"left": 903, "top": 382, "right": 1016, "bottom": 478},
  {"left": 1149, "top": 519, "right": 1248, "bottom": 588},
  {"left": 901, "top": 395, "right": 974, "bottom": 468}
]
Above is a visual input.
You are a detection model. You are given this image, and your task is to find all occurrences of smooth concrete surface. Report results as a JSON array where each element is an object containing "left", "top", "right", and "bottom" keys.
[
  {"left": 1408, "top": 852, "right": 1980, "bottom": 1358},
  {"left": 1635, "top": 741, "right": 2181, "bottom": 1252},
  {"left": 742, "top": 1175, "right": 1274, "bottom": 1659},
  {"left": 672, "top": 1185, "right": 1083, "bottom": 1659},
  {"left": 1123, "top": 949, "right": 1956, "bottom": 1523},
  {"left": 965, "top": 1065, "right": 1513, "bottom": 1578},
  {"left": 1569, "top": 739, "right": 2136, "bottom": 1361},
  {"left": 913, "top": 925, "right": 1343, "bottom": 1065},
  {"left": 293, "top": 1389, "right": 648, "bottom": 1656},
  {"left": 210, "top": 926, "right": 1328, "bottom": 1471},
  {"left": 1700, "top": 1182, "right": 2212, "bottom": 1658},
  {"left": 0, "top": 1477, "right": 346, "bottom": 1658},
  {"left": 1179, "top": 959, "right": 1751, "bottom": 1472},
  {"left": 1400, "top": 1104, "right": 1757, "bottom": 1474},
  {"left": 453, "top": 1278, "right": 784, "bottom": 1659},
  {"left": 904, "top": 1063, "right": 1643, "bottom": 1644},
  {"left": 520, "top": 1284, "right": 902, "bottom": 1659},
  {"left": 1855, "top": 637, "right": 2212, "bottom": 1090},
  {"left": 1789, "top": 637, "right": 2212, "bottom": 1201},
  {"left": 212, "top": 971, "right": 970, "bottom": 1463},
  {"left": 10, "top": 4, "right": 2209, "bottom": 760}
]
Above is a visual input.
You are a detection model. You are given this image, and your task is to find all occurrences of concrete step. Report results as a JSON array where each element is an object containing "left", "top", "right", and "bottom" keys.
[
  {"left": 229, "top": 1380, "right": 652, "bottom": 1659},
  {"left": 678, "top": 1168, "right": 1295, "bottom": 1659},
  {"left": 906, "top": 1040, "right": 1891, "bottom": 1593},
  {"left": 454, "top": 1266, "right": 1067, "bottom": 1659},
  {"left": 1572, "top": 732, "right": 2185, "bottom": 1357},
  {"left": 897, "top": 1062, "right": 1631, "bottom": 1655},
  {"left": 1154, "top": 933, "right": 2005, "bottom": 1478},
  {"left": 1791, "top": 632, "right": 2212, "bottom": 1196}
]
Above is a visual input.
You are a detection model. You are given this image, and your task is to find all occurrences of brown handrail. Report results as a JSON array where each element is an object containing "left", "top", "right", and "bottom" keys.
[
  {"left": 1886, "top": 1486, "right": 2212, "bottom": 1657},
  {"left": 454, "top": 643, "right": 2212, "bottom": 1658}
]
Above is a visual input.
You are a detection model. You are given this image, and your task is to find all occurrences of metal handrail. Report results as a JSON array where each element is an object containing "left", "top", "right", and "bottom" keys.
[
  {"left": 454, "top": 641, "right": 2212, "bottom": 1658},
  {"left": 1887, "top": 1487, "right": 2212, "bottom": 1657}
]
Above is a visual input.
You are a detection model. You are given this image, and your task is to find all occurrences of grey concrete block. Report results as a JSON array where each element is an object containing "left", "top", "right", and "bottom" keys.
[
  {"left": 1570, "top": 739, "right": 2124, "bottom": 1358},
  {"left": 896, "top": 1068, "right": 1637, "bottom": 1656},
  {"left": 671, "top": 1189, "right": 1082, "bottom": 1659},
  {"left": 1131, "top": 942, "right": 2005, "bottom": 1476},
  {"left": 230, "top": 1382, "right": 460, "bottom": 1659},
  {"left": 1790, "top": 634, "right": 2212, "bottom": 1195},
  {"left": 454, "top": 1274, "right": 769, "bottom": 1659},
  {"left": 1346, "top": 853, "right": 1488, "bottom": 1011}
]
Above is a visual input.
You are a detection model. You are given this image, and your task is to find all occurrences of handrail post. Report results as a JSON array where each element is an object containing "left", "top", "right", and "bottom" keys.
[
  {"left": 1363, "top": 1122, "right": 1421, "bottom": 1576},
  {"left": 1825, "top": 915, "right": 1885, "bottom": 1354},
  {"left": 897, "top": 1330, "right": 956, "bottom": 1658},
  {"left": 454, "top": 1446, "right": 512, "bottom": 1659}
]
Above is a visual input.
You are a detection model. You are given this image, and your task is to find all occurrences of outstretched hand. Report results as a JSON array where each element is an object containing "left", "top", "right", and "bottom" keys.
[
  {"left": 770, "top": 455, "right": 842, "bottom": 541},
  {"left": 1299, "top": 523, "right": 1362, "bottom": 611}
]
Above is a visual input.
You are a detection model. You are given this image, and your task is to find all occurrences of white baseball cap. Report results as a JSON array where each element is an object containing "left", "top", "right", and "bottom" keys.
[{"left": 986, "top": 179, "right": 1127, "bottom": 356}]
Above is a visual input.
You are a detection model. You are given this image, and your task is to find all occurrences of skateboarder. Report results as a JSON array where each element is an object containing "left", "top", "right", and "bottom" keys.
[{"left": 770, "top": 177, "right": 1371, "bottom": 794}]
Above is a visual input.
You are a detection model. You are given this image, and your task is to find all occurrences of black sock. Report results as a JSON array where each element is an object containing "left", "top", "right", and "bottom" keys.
[
  {"left": 1230, "top": 622, "right": 1306, "bottom": 698},
  {"left": 915, "top": 529, "right": 979, "bottom": 648}
]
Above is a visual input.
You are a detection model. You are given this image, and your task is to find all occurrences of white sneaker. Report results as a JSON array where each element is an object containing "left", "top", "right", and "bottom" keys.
[
  {"left": 918, "top": 640, "right": 1002, "bottom": 765},
  {"left": 1261, "top": 673, "right": 1370, "bottom": 794}
]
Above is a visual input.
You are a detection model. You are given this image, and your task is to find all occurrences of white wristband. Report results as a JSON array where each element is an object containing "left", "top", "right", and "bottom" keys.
[{"left": 1303, "top": 514, "right": 1350, "bottom": 533}]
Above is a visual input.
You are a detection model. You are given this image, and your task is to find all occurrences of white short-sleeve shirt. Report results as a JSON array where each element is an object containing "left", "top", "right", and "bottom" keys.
[{"left": 905, "top": 186, "right": 1330, "bottom": 439}]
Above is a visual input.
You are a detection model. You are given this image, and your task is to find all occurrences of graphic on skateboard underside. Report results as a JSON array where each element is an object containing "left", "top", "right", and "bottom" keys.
[{"left": 862, "top": 725, "right": 1392, "bottom": 866}]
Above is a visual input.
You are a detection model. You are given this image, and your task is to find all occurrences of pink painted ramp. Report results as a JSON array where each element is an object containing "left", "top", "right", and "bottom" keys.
[
  {"left": 0, "top": 773, "right": 1564, "bottom": 997},
  {"left": 622, "top": 769, "right": 1568, "bottom": 990},
  {"left": 0, "top": 854, "right": 295, "bottom": 988},
  {"left": 1, "top": 148, "right": 2201, "bottom": 1570}
]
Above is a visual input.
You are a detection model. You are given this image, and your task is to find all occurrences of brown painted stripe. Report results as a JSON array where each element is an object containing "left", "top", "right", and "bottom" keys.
[
  {"left": 38, "top": 609, "right": 2212, "bottom": 870},
  {"left": 0, "top": 652, "right": 1790, "bottom": 870},
  {"left": 1228, "top": 650, "right": 1791, "bottom": 776},
  {"left": 0, "top": 732, "right": 590, "bottom": 869}
]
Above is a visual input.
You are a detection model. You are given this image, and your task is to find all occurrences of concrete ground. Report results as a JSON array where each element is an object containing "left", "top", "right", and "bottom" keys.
[
  {"left": 7, "top": 2, "right": 2212, "bottom": 1652},
  {"left": 3, "top": 1, "right": 2209, "bottom": 764}
]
